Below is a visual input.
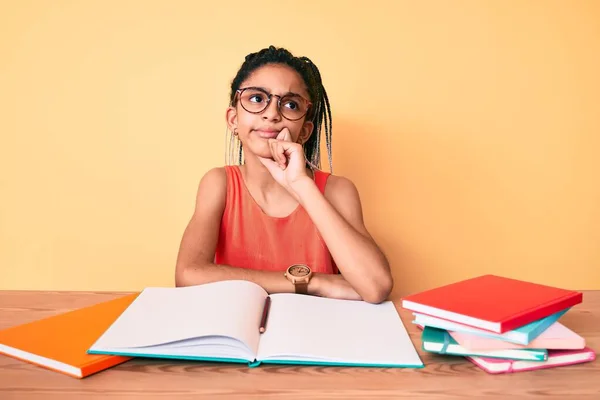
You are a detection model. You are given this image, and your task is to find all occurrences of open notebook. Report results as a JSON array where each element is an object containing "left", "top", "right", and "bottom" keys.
[{"left": 88, "top": 280, "right": 423, "bottom": 368}]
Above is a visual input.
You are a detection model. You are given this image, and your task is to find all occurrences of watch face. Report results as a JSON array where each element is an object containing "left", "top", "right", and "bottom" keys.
[{"left": 288, "top": 265, "right": 310, "bottom": 277}]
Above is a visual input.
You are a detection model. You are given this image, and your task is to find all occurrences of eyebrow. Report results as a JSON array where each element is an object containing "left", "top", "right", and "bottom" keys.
[{"left": 247, "top": 86, "right": 303, "bottom": 98}]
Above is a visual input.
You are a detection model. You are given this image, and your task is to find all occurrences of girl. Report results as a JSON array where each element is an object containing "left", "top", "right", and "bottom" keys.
[{"left": 175, "top": 46, "right": 393, "bottom": 303}]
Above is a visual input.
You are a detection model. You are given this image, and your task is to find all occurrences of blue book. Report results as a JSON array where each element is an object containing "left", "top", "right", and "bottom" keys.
[
  {"left": 88, "top": 280, "right": 424, "bottom": 368},
  {"left": 413, "top": 307, "right": 569, "bottom": 345},
  {"left": 421, "top": 326, "right": 548, "bottom": 361}
]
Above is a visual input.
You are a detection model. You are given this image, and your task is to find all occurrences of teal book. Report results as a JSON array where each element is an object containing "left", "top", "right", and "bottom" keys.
[
  {"left": 88, "top": 280, "right": 424, "bottom": 368},
  {"left": 422, "top": 326, "right": 548, "bottom": 361},
  {"left": 413, "top": 307, "right": 569, "bottom": 345}
]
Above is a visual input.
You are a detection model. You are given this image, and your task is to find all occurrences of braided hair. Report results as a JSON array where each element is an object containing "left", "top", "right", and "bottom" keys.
[{"left": 226, "top": 46, "right": 333, "bottom": 172}]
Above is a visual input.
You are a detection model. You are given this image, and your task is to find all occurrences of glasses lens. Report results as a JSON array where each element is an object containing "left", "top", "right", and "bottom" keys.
[
  {"left": 238, "top": 89, "right": 310, "bottom": 120},
  {"left": 240, "top": 89, "right": 269, "bottom": 113},
  {"left": 280, "top": 94, "right": 308, "bottom": 120}
]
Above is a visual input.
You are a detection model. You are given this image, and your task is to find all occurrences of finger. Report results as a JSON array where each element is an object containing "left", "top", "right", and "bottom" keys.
[
  {"left": 268, "top": 139, "right": 278, "bottom": 162},
  {"left": 276, "top": 128, "right": 292, "bottom": 142},
  {"left": 277, "top": 144, "right": 287, "bottom": 168},
  {"left": 281, "top": 141, "right": 301, "bottom": 158},
  {"left": 270, "top": 141, "right": 285, "bottom": 168},
  {"left": 270, "top": 139, "right": 288, "bottom": 168},
  {"left": 275, "top": 128, "right": 286, "bottom": 141}
]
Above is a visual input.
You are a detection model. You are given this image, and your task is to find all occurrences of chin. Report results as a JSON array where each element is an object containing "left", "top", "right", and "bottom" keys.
[{"left": 245, "top": 138, "right": 273, "bottom": 159}]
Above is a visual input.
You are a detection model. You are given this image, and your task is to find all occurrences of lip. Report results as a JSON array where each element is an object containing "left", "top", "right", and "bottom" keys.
[{"left": 253, "top": 129, "right": 280, "bottom": 139}]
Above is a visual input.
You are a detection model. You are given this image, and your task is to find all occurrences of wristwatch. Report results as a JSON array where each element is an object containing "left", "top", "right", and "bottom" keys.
[{"left": 284, "top": 264, "right": 313, "bottom": 294}]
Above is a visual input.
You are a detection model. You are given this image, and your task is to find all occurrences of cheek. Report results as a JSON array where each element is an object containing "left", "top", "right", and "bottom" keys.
[
  {"left": 235, "top": 112, "right": 256, "bottom": 133},
  {"left": 283, "top": 121, "right": 307, "bottom": 141}
]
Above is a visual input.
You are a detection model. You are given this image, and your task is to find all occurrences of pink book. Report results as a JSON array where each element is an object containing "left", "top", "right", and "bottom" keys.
[
  {"left": 467, "top": 347, "right": 595, "bottom": 374},
  {"left": 450, "top": 322, "right": 585, "bottom": 351}
]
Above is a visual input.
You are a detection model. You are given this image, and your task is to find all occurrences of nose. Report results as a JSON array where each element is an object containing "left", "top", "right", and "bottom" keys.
[{"left": 261, "top": 96, "right": 282, "bottom": 122}]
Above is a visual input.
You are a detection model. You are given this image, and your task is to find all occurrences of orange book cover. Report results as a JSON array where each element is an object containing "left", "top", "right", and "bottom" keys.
[{"left": 0, "top": 293, "right": 138, "bottom": 378}]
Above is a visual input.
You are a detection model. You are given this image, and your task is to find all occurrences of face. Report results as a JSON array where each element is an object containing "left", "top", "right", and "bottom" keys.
[{"left": 226, "top": 64, "right": 314, "bottom": 160}]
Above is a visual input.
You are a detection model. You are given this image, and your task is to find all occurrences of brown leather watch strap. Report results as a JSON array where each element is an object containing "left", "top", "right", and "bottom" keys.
[{"left": 296, "top": 282, "right": 308, "bottom": 295}]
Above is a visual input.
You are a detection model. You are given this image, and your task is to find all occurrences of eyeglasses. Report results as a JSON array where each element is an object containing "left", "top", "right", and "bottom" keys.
[{"left": 235, "top": 87, "right": 312, "bottom": 121}]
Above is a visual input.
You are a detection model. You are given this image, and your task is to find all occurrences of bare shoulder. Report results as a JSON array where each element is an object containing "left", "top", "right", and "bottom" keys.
[
  {"left": 322, "top": 173, "right": 371, "bottom": 237},
  {"left": 198, "top": 166, "right": 227, "bottom": 188},
  {"left": 323, "top": 174, "right": 361, "bottom": 203},
  {"left": 324, "top": 172, "right": 366, "bottom": 215},
  {"left": 194, "top": 167, "right": 228, "bottom": 213}
]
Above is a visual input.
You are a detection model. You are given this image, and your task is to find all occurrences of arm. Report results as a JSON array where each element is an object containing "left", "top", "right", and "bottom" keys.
[
  {"left": 258, "top": 131, "right": 393, "bottom": 303},
  {"left": 175, "top": 168, "right": 294, "bottom": 293},
  {"left": 174, "top": 168, "right": 358, "bottom": 299},
  {"left": 291, "top": 176, "right": 393, "bottom": 303}
]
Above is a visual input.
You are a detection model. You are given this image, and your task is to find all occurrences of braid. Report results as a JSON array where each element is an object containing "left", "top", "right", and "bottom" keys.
[
  {"left": 226, "top": 46, "right": 333, "bottom": 172},
  {"left": 299, "top": 57, "right": 333, "bottom": 172}
]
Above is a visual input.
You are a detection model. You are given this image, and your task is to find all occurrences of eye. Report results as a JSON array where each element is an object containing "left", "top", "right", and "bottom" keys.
[
  {"left": 283, "top": 100, "right": 299, "bottom": 110},
  {"left": 249, "top": 94, "right": 265, "bottom": 103}
]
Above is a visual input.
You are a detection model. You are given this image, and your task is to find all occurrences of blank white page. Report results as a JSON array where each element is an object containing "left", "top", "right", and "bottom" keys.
[
  {"left": 256, "top": 294, "right": 423, "bottom": 366},
  {"left": 90, "top": 280, "right": 268, "bottom": 356}
]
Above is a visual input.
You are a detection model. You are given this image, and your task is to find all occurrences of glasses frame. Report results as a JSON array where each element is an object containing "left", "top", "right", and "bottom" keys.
[{"left": 235, "top": 87, "right": 313, "bottom": 121}]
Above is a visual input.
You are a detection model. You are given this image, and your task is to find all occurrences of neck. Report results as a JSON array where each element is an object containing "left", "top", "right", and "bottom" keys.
[{"left": 241, "top": 154, "right": 282, "bottom": 191}]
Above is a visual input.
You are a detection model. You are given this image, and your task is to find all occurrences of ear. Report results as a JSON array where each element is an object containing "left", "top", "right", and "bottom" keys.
[
  {"left": 225, "top": 106, "right": 238, "bottom": 132},
  {"left": 297, "top": 120, "right": 314, "bottom": 145}
]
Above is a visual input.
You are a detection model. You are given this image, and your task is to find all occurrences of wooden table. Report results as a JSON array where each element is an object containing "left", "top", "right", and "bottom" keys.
[{"left": 0, "top": 290, "right": 598, "bottom": 399}]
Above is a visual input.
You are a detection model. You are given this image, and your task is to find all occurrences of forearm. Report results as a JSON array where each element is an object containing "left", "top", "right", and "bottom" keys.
[
  {"left": 293, "top": 179, "right": 392, "bottom": 303},
  {"left": 177, "top": 261, "right": 321, "bottom": 295}
]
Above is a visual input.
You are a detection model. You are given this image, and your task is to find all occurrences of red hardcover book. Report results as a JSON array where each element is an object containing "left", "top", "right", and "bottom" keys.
[{"left": 401, "top": 275, "right": 582, "bottom": 333}]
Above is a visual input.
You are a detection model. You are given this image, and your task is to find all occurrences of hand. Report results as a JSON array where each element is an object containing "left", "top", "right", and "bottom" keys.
[
  {"left": 257, "top": 128, "right": 311, "bottom": 198},
  {"left": 310, "top": 273, "right": 363, "bottom": 301}
]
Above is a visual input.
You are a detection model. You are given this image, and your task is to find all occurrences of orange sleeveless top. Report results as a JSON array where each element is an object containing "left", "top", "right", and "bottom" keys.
[{"left": 214, "top": 165, "right": 338, "bottom": 274}]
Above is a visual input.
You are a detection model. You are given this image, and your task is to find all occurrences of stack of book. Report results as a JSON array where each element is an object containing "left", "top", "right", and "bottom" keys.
[{"left": 402, "top": 274, "right": 596, "bottom": 373}]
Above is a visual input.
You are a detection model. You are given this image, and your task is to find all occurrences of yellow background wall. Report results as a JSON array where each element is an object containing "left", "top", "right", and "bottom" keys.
[{"left": 1, "top": 0, "right": 599, "bottom": 297}]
